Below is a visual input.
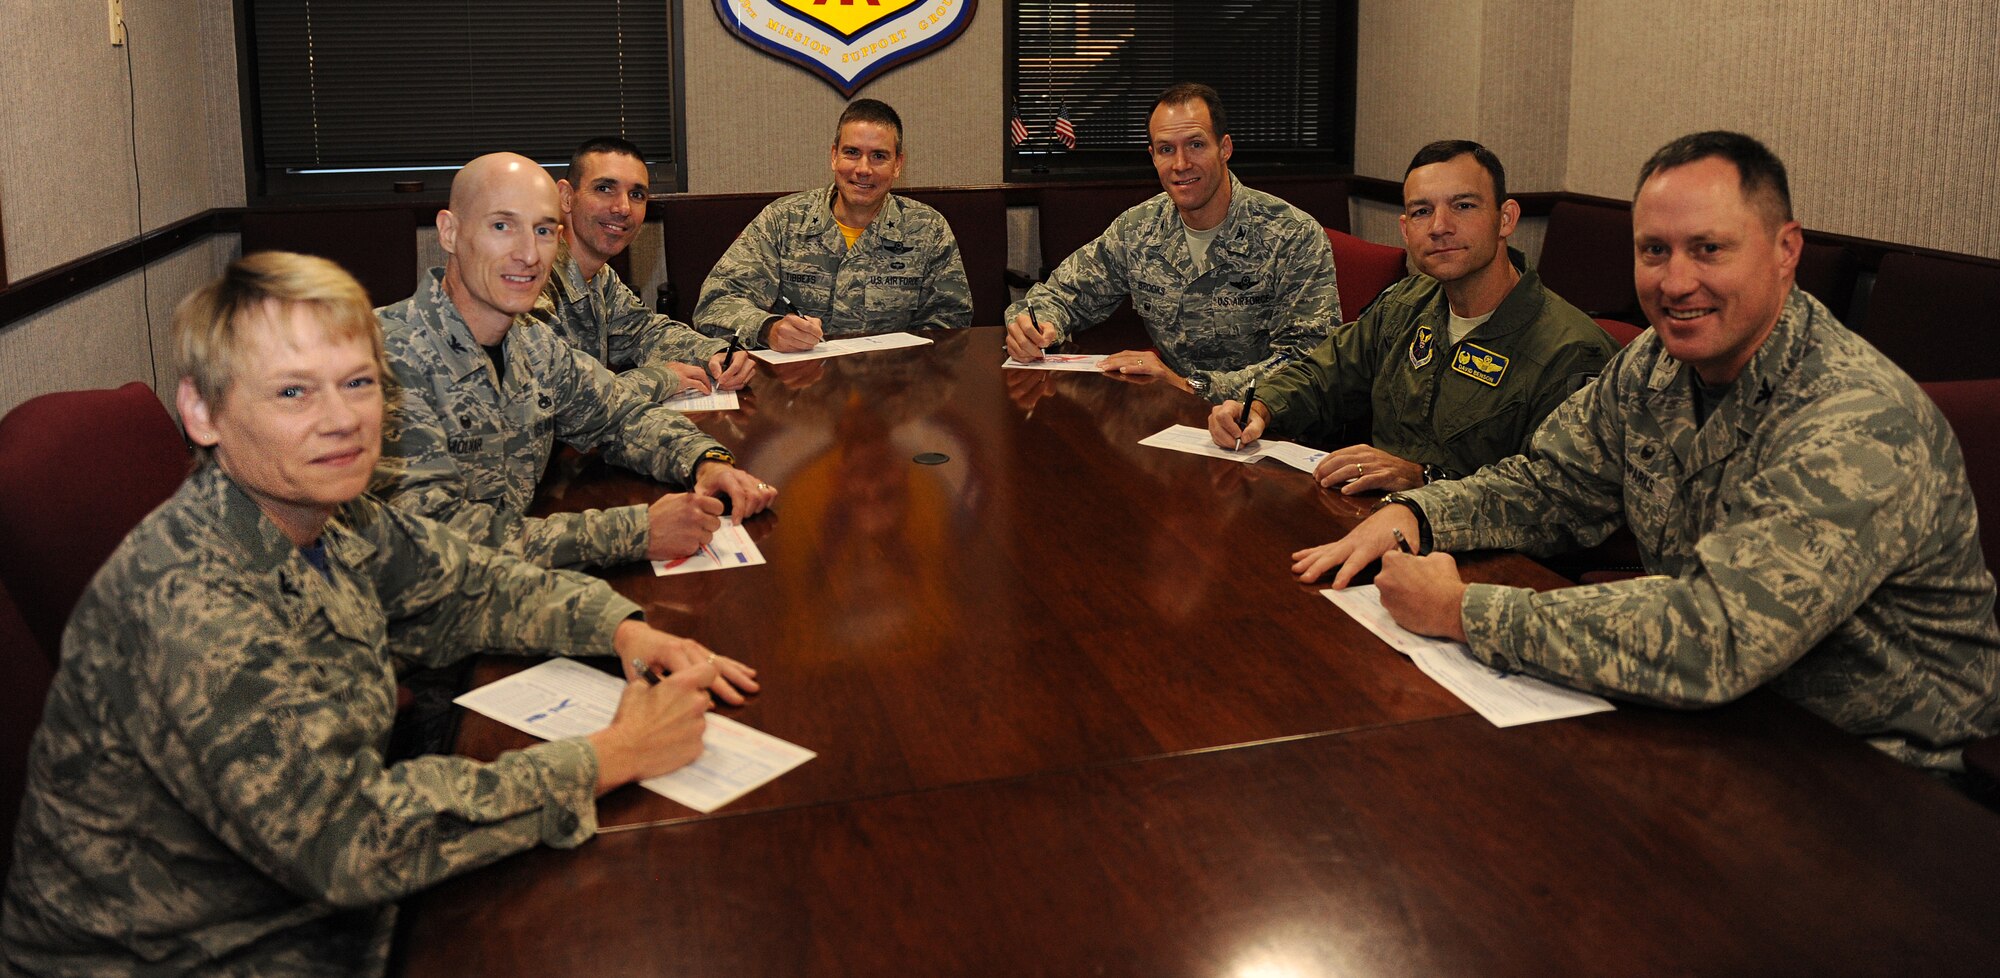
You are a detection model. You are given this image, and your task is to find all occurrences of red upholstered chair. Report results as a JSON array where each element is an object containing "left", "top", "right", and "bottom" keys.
[
  {"left": 1324, "top": 229, "right": 1407, "bottom": 320},
  {"left": 1860, "top": 253, "right": 2000, "bottom": 382},
  {"left": 1537, "top": 200, "right": 1642, "bottom": 324},
  {"left": 1921, "top": 378, "right": 2000, "bottom": 786},
  {"left": 0, "top": 382, "right": 190, "bottom": 663},
  {"left": 1920, "top": 380, "right": 2000, "bottom": 592},
  {"left": 1593, "top": 316, "right": 1646, "bottom": 348},
  {"left": 0, "top": 583, "right": 55, "bottom": 879}
]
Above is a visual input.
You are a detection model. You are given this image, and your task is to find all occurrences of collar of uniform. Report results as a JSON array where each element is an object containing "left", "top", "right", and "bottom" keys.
[
  {"left": 805, "top": 184, "right": 909, "bottom": 245},
  {"left": 1456, "top": 247, "right": 1545, "bottom": 342},
  {"left": 1638, "top": 284, "right": 1812, "bottom": 451},
  {"left": 546, "top": 236, "right": 592, "bottom": 305},
  {"left": 414, "top": 268, "right": 510, "bottom": 384},
  {"left": 194, "top": 462, "right": 380, "bottom": 637},
  {"left": 197, "top": 463, "right": 334, "bottom": 580},
  {"left": 1714, "top": 285, "right": 1812, "bottom": 428},
  {"left": 1148, "top": 171, "right": 1250, "bottom": 266}
]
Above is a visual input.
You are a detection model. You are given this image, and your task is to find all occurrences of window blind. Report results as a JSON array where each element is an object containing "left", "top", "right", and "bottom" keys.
[
  {"left": 1008, "top": 1, "right": 1352, "bottom": 173},
  {"left": 248, "top": 0, "right": 675, "bottom": 178}
]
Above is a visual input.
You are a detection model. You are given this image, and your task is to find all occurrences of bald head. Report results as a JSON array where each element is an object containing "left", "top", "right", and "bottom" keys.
[
  {"left": 449, "top": 152, "right": 557, "bottom": 214},
  {"left": 437, "top": 153, "right": 563, "bottom": 343}
]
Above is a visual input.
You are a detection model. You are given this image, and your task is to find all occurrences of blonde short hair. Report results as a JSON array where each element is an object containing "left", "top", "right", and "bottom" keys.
[{"left": 172, "top": 251, "right": 386, "bottom": 409}]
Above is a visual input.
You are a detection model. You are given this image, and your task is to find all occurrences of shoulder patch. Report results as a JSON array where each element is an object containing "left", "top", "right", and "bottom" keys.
[{"left": 1408, "top": 324, "right": 1436, "bottom": 369}]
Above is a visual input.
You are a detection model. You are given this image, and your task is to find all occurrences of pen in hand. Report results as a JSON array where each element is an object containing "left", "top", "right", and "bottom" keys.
[
  {"left": 632, "top": 658, "right": 662, "bottom": 685},
  {"left": 1391, "top": 527, "right": 1414, "bottom": 555},
  {"left": 1235, "top": 386, "right": 1255, "bottom": 451}
]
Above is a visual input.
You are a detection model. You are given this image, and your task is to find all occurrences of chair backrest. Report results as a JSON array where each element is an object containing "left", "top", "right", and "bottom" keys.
[
  {"left": 0, "top": 582, "right": 55, "bottom": 880},
  {"left": 1032, "top": 183, "right": 1162, "bottom": 338},
  {"left": 901, "top": 188, "right": 1010, "bottom": 326},
  {"left": 1323, "top": 229, "right": 1407, "bottom": 320},
  {"left": 1537, "top": 200, "right": 1642, "bottom": 324},
  {"left": 1593, "top": 316, "right": 1647, "bottom": 348},
  {"left": 238, "top": 208, "right": 420, "bottom": 309},
  {"left": 1860, "top": 253, "right": 2000, "bottom": 382},
  {"left": 0, "top": 382, "right": 190, "bottom": 663},
  {"left": 1919, "top": 379, "right": 2000, "bottom": 580},
  {"left": 1257, "top": 175, "right": 1353, "bottom": 233},
  {"left": 1794, "top": 240, "right": 1859, "bottom": 322},
  {"left": 655, "top": 192, "right": 786, "bottom": 324}
]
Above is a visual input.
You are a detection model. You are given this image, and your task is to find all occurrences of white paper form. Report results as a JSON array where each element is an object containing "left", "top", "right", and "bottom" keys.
[
  {"left": 454, "top": 658, "right": 817, "bottom": 814},
  {"left": 1138, "top": 424, "right": 1326, "bottom": 472},
  {"left": 1002, "top": 353, "right": 1109, "bottom": 372},
  {"left": 1322, "top": 585, "right": 1615, "bottom": 727},
  {"left": 651, "top": 518, "right": 766, "bottom": 576},
  {"left": 662, "top": 388, "right": 741, "bottom": 412},
  {"left": 749, "top": 332, "right": 932, "bottom": 364},
  {"left": 1255, "top": 440, "right": 1330, "bottom": 474}
]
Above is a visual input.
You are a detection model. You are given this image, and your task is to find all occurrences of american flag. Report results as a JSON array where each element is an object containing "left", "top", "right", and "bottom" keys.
[
  {"left": 1008, "top": 102, "right": 1029, "bottom": 146},
  {"left": 1054, "top": 103, "right": 1076, "bottom": 149}
]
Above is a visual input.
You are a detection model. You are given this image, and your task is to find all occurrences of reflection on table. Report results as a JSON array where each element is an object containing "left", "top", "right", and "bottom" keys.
[{"left": 395, "top": 328, "right": 2000, "bottom": 977}]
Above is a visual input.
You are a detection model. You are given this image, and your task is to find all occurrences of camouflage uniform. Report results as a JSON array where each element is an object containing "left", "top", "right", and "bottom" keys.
[
  {"left": 1398, "top": 288, "right": 2000, "bottom": 769},
  {"left": 692, "top": 186, "right": 972, "bottom": 347},
  {"left": 376, "top": 270, "right": 728, "bottom": 569},
  {"left": 1257, "top": 248, "right": 1615, "bottom": 478},
  {"left": 1005, "top": 174, "right": 1342, "bottom": 403},
  {"left": 528, "top": 236, "right": 727, "bottom": 399},
  {"left": 1, "top": 463, "right": 631, "bottom": 976}
]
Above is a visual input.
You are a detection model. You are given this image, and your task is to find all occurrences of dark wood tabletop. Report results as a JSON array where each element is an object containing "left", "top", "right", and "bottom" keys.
[{"left": 394, "top": 326, "right": 2000, "bottom": 976}]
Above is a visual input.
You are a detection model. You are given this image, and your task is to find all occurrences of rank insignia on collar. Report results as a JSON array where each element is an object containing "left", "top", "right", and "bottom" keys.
[
  {"left": 1451, "top": 342, "right": 1510, "bottom": 387},
  {"left": 1409, "top": 324, "right": 1436, "bottom": 369}
]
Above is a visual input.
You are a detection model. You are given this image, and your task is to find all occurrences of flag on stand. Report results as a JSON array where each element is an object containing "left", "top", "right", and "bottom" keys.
[
  {"left": 1054, "top": 103, "right": 1076, "bottom": 149},
  {"left": 1008, "top": 102, "right": 1029, "bottom": 146}
]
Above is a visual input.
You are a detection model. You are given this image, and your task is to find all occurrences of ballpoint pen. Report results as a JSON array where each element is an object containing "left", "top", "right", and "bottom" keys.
[
  {"left": 1235, "top": 385, "right": 1255, "bottom": 451},
  {"left": 632, "top": 658, "right": 661, "bottom": 685},
  {"left": 1391, "top": 527, "right": 1414, "bottom": 555}
]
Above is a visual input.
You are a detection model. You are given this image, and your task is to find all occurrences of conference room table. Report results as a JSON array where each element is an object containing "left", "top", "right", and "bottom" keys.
[{"left": 391, "top": 327, "right": 2000, "bottom": 976}]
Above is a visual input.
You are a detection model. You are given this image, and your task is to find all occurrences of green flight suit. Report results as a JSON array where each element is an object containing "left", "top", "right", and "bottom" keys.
[{"left": 1257, "top": 249, "right": 1616, "bottom": 478}]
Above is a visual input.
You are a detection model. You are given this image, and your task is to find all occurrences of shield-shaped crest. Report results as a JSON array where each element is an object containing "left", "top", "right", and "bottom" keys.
[{"left": 713, "top": 0, "right": 979, "bottom": 97}]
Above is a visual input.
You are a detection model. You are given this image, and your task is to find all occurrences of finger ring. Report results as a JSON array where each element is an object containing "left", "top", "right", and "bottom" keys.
[
  {"left": 756, "top": 482, "right": 771, "bottom": 490},
  {"left": 1357, "top": 463, "right": 1366, "bottom": 475},
  {"left": 707, "top": 653, "right": 717, "bottom": 665}
]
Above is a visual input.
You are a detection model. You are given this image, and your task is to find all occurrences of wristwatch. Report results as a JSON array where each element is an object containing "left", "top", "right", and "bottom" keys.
[{"left": 1187, "top": 375, "right": 1211, "bottom": 399}]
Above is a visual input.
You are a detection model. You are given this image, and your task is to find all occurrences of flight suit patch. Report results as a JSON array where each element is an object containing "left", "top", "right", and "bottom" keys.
[
  {"left": 1451, "top": 342, "right": 1510, "bottom": 387},
  {"left": 1409, "top": 325, "right": 1436, "bottom": 369}
]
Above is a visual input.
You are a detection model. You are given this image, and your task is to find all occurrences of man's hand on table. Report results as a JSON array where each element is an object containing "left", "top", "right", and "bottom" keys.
[
  {"left": 1292, "top": 502, "right": 1419, "bottom": 587},
  {"left": 1005, "top": 313, "right": 1059, "bottom": 362},
  {"left": 1098, "top": 349, "right": 1188, "bottom": 392},
  {"left": 763, "top": 314, "right": 824, "bottom": 353},
  {"left": 1375, "top": 551, "right": 1470, "bottom": 642},
  {"left": 666, "top": 362, "right": 713, "bottom": 395},
  {"left": 1316, "top": 445, "right": 1424, "bottom": 495},
  {"left": 1208, "top": 398, "right": 1270, "bottom": 450},
  {"left": 707, "top": 349, "right": 755, "bottom": 390},
  {"left": 615, "top": 618, "right": 760, "bottom": 706},
  {"left": 694, "top": 461, "right": 778, "bottom": 518},
  {"left": 646, "top": 492, "right": 723, "bottom": 560}
]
